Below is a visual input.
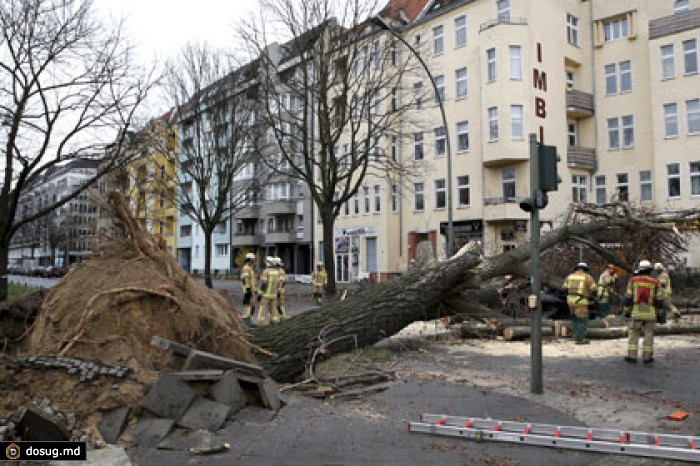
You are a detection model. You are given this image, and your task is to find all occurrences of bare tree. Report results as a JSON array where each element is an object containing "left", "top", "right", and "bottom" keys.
[
  {"left": 238, "top": 0, "right": 426, "bottom": 294},
  {"left": 0, "top": 0, "right": 154, "bottom": 300},
  {"left": 166, "top": 43, "right": 263, "bottom": 288}
]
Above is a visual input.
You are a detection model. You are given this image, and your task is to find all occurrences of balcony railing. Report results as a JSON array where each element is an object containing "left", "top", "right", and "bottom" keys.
[
  {"left": 566, "top": 90, "right": 595, "bottom": 118},
  {"left": 479, "top": 16, "right": 528, "bottom": 32},
  {"left": 567, "top": 146, "right": 597, "bottom": 171},
  {"left": 484, "top": 197, "right": 518, "bottom": 205}
]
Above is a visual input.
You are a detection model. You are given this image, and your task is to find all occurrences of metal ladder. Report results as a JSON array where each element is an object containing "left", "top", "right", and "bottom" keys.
[{"left": 408, "top": 414, "right": 700, "bottom": 463}]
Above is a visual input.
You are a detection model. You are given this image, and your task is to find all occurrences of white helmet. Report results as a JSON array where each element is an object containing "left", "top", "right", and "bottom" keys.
[
  {"left": 654, "top": 262, "right": 664, "bottom": 271},
  {"left": 275, "top": 257, "right": 283, "bottom": 267},
  {"left": 575, "top": 262, "right": 588, "bottom": 271},
  {"left": 638, "top": 259, "right": 652, "bottom": 270},
  {"left": 245, "top": 253, "right": 255, "bottom": 261},
  {"left": 317, "top": 261, "right": 323, "bottom": 266},
  {"left": 265, "top": 256, "right": 275, "bottom": 267}
]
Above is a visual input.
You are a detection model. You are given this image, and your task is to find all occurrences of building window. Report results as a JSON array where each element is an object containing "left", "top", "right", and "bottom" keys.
[
  {"left": 687, "top": 99, "right": 700, "bottom": 134},
  {"left": 683, "top": 39, "right": 698, "bottom": 74},
  {"left": 344, "top": 197, "right": 350, "bottom": 216},
  {"left": 434, "top": 126, "right": 446, "bottom": 156},
  {"left": 391, "top": 135, "right": 398, "bottom": 162},
  {"left": 619, "top": 60, "right": 632, "bottom": 92},
  {"left": 690, "top": 162, "right": 700, "bottom": 196},
  {"left": 616, "top": 173, "right": 629, "bottom": 202},
  {"left": 605, "top": 64, "right": 617, "bottom": 95},
  {"left": 159, "top": 193, "right": 165, "bottom": 208},
  {"left": 510, "top": 104, "right": 523, "bottom": 139},
  {"left": 434, "top": 179, "right": 446, "bottom": 209},
  {"left": 354, "top": 193, "right": 359, "bottom": 214},
  {"left": 414, "top": 132, "right": 424, "bottom": 160},
  {"left": 414, "top": 182, "right": 425, "bottom": 211},
  {"left": 509, "top": 45, "right": 522, "bottom": 80},
  {"left": 501, "top": 168, "right": 516, "bottom": 201},
  {"left": 622, "top": 115, "right": 634, "bottom": 148},
  {"left": 364, "top": 186, "right": 370, "bottom": 213},
  {"left": 180, "top": 225, "right": 192, "bottom": 237},
  {"left": 488, "top": 107, "right": 499, "bottom": 141},
  {"left": 664, "top": 103, "right": 679, "bottom": 137},
  {"left": 486, "top": 48, "right": 496, "bottom": 82},
  {"left": 674, "top": 0, "right": 691, "bottom": 13},
  {"left": 456, "top": 121, "right": 469, "bottom": 151},
  {"left": 433, "top": 25, "right": 444, "bottom": 55},
  {"left": 567, "top": 14, "right": 579, "bottom": 46},
  {"left": 497, "top": 0, "right": 510, "bottom": 21},
  {"left": 455, "top": 15, "right": 466, "bottom": 47},
  {"left": 595, "top": 175, "right": 606, "bottom": 204},
  {"left": 607, "top": 118, "right": 620, "bottom": 149},
  {"left": 640, "top": 170, "right": 652, "bottom": 202},
  {"left": 457, "top": 175, "right": 470, "bottom": 206},
  {"left": 372, "top": 91, "right": 381, "bottom": 115},
  {"left": 391, "top": 184, "right": 399, "bottom": 212},
  {"left": 572, "top": 174, "right": 587, "bottom": 203},
  {"left": 661, "top": 45, "right": 675, "bottom": 79},
  {"left": 603, "top": 17, "right": 629, "bottom": 42},
  {"left": 435, "top": 74, "right": 445, "bottom": 104},
  {"left": 668, "top": 163, "right": 681, "bottom": 198},
  {"left": 566, "top": 70, "right": 575, "bottom": 90},
  {"left": 374, "top": 185, "right": 381, "bottom": 212},
  {"left": 414, "top": 82, "right": 423, "bottom": 110},
  {"left": 391, "top": 87, "right": 399, "bottom": 112},
  {"left": 455, "top": 67, "right": 467, "bottom": 98},
  {"left": 568, "top": 122, "right": 578, "bottom": 147},
  {"left": 215, "top": 244, "right": 228, "bottom": 257}
]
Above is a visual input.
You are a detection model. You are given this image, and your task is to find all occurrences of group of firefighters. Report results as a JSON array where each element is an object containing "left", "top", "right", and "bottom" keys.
[
  {"left": 240, "top": 253, "right": 328, "bottom": 326},
  {"left": 563, "top": 260, "right": 679, "bottom": 363}
]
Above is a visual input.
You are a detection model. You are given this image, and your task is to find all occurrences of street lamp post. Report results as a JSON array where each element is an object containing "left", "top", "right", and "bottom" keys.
[{"left": 372, "top": 16, "right": 455, "bottom": 258}]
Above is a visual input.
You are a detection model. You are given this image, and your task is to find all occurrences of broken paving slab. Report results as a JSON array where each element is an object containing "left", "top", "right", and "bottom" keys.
[
  {"left": 235, "top": 373, "right": 283, "bottom": 411},
  {"left": 98, "top": 406, "right": 131, "bottom": 444},
  {"left": 209, "top": 371, "right": 247, "bottom": 417},
  {"left": 157, "top": 427, "right": 215, "bottom": 451},
  {"left": 231, "top": 406, "right": 278, "bottom": 425},
  {"left": 140, "top": 373, "right": 197, "bottom": 419},
  {"left": 176, "top": 396, "right": 231, "bottom": 432},
  {"left": 183, "top": 349, "right": 264, "bottom": 377},
  {"left": 133, "top": 418, "right": 175, "bottom": 448},
  {"left": 16, "top": 407, "right": 70, "bottom": 441}
]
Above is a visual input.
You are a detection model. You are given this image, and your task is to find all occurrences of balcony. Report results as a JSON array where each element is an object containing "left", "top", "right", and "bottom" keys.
[
  {"left": 237, "top": 205, "right": 260, "bottom": 219},
  {"left": 567, "top": 146, "right": 597, "bottom": 171},
  {"left": 265, "top": 230, "right": 297, "bottom": 244},
  {"left": 265, "top": 199, "right": 296, "bottom": 215},
  {"left": 479, "top": 16, "right": 528, "bottom": 32},
  {"left": 483, "top": 197, "right": 529, "bottom": 222},
  {"left": 566, "top": 90, "right": 594, "bottom": 118},
  {"left": 231, "top": 233, "right": 261, "bottom": 247}
]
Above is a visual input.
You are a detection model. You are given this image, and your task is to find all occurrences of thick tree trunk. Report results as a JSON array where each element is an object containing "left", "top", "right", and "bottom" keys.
[
  {"left": 249, "top": 247, "right": 483, "bottom": 382},
  {"left": 503, "top": 326, "right": 554, "bottom": 341},
  {"left": 320, "top": 208, "right": 336, "bottom": 296},
  {"left": 0, "top": 243, "right": 8, "bottom": 302}
]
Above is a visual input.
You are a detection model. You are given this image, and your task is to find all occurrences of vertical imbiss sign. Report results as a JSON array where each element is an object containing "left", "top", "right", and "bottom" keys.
[{"left": 533, "top": 43, "right": 547, "bottom": 143}]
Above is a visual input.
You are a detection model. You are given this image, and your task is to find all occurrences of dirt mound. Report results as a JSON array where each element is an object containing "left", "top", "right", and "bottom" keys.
[
  {"left": 0, "top": 289, "right": 45, "bottom": 352},
  {"left": 3, "top": 191, "right": 256, "bottom": 419}
]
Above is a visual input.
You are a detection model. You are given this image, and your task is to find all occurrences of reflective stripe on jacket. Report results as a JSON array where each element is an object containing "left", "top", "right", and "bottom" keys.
[
  {"left": 563, "top": 271, "right": 596, "bottom": 305},
  {"left": 241, "top": 264, "right": 257, "bottom": 292},
  {"left": 626, "top": 275, "right": 660, "bottom": 320},
  {"left": 597, "top": 270, "right": 615, "bottom": 302},
  {"left": 312, "top": 270, "right": 327, "bottom": 287},
  {"left": 657, "top": 271, "right": 672, "bottom": 297},
  {"left": 260, "top": 268, "right": 280, "bottom": 299}
]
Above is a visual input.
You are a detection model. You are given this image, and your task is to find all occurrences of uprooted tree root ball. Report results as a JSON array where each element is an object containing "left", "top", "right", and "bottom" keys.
[{"left": 2, "top": 191, "right": 256, "bottom": 420}]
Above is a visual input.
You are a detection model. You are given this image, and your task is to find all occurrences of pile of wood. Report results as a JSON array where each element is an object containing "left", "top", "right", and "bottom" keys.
[{"left": 458, "top": 315, "right": 700, "bottom": 341}]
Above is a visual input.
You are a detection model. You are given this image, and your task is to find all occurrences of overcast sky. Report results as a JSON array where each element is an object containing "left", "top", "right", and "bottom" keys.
[{"left": 98, "top": 0, "right": 258, "bottom": 63}]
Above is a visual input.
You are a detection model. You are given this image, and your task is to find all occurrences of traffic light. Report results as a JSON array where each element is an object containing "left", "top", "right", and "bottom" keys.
[
  {"left": 538, "top": 144, "right": 561, "bottom": 192},
  {"left": 519, "top": 143, "right": 560, "bottom": 213}
]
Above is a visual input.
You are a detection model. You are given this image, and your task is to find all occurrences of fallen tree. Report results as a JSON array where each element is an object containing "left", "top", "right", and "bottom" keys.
[{"left": 250, "top": 204, "right": 700, "bottom": 382}]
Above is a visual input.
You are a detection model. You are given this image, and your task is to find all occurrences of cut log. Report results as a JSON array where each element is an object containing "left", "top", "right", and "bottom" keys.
[
  {"left": 503, "top": 326, "right": 553, "bottom": 341},
  {"left": 485, "top": 318, "right": 553, "bottom": 332},
  {"left": 458, "top": 323, "right": 498, "bottom": 339},
  {"left": 560, "top": 324, "right": 700, "bottom": 339}
]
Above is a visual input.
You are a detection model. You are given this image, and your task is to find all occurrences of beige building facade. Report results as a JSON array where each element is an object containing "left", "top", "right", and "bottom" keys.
[{"left": 319, "top": 0, "right": 700, "bottom": 282}]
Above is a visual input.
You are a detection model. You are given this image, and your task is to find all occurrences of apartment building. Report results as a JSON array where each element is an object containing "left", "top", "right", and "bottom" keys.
[
  {"left": 9, "top": 159, "right": 101, "bottom": 268},
  {"left": 323, "top": 0, "right": 700, "bottom": 282},
  {"left": 176, "top": 47, "right": 314, "bottom": 276},
  {"left": 126, "top": 111, "right": 179, "bottom": 257}
]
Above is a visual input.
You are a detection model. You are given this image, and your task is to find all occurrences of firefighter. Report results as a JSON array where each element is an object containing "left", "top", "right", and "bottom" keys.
[
  {"left": 625, "top": 260, "right": 661, "bottom": 363},
  {"left": 274, "top": 257, "right": 287, "bottom": 323},
  {"left": 597, "top": 264, "right": 618, "bottom": 327},
  {"left": 311, "top": 261, "right": 327, "bottom": 304},
  {"left": 240, "top": 252, "right": 257, "bottom": 319},
  {"left": 654, "top": 262, "right": 680, "bottom": 322},
  {"left": 563, "top": 262, "right": 597, "bottom": 344},
  {"left": 255, "top": 257, "right": 281, "bottom": 326}
]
